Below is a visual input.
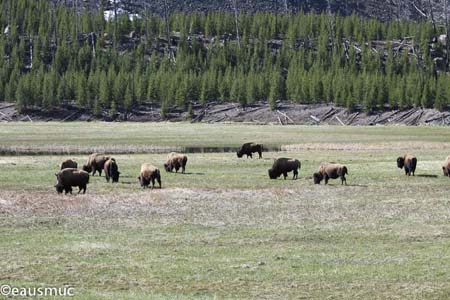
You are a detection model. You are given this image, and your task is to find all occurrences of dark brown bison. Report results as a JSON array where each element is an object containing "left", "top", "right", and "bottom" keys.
[
  {"left": 83, "top": 153, "right": 112, "bottom": 176},
  {"left": 164, "top": 152, "right": 188, "bottom": 173},
  {"left": 61, "top": 159, "right": 78, "bottom": 170},
  {"left": 268, "top": 157, "right": 301, "bottom": 180},
  {"left": 442, "top": 156, "right": 450, "bottom": 177},
  {"left": 397, "top": 154, "right": 417, "bottom": 176},
  {"left": 104, "top": 158, "right": 120, "bottom": 183},
  {"left": 55, "top": 168, "right": 90, "bottom": 194},
  {"left": 313, "top": 163, "right": 348, "bottom": 185},
  {"left": 138, "top": 163, "right": 161, "bottom": 189},
  {"left": 237, "top": 142, "right": 263, "bottom": 159}
]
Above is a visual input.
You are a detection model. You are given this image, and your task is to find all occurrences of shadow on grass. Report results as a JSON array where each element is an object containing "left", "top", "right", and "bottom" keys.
[
  {"left": 345, "top": 184, "right": 369, "bottom": 187},
  {"left": 416, "top": 174, "right": 439, "bottom": 178},
  {"left": 174, "top": 172, "right": 205, "bottom": 175}
]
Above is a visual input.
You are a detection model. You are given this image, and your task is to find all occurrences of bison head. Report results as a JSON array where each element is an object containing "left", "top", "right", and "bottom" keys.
[
  {"left": 443, "top": 166, "right": 449, "bottom": 177},
  {"left": 313, "top": 172, "right": 323, "bottom": 184},
  {"left": 82, "top": 164, "right": 92, "bottom": 173},
  {"left": 268, "top": 169, "right": 277, "bottom": 179},
  {"left": 236, "top": 151, "right": 243, "bottom": 158},
  {"left": 163, "top": 162, "right": 172, "bottom": 172},
  {"left": 396, "top": 157, "right": 405, "bottom": 169},
  {"left": 112, "top": 171, "right": 120, "bottom": 183}
]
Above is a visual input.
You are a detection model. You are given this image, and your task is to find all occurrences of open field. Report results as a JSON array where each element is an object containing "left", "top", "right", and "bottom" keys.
[{"left": 1, "top": 123, "right": 450, "bottom": 299}]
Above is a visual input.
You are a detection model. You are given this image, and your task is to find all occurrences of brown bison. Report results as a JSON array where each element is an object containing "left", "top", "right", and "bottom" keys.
[
  {"left": 61, "top": 159, "right": 78, "bottom": 170},
  {"left": 138, "top": 163, "right": 161, "bottom": 189},
  {"left": 55, "top": 168, "right": 90, "bottom": 194},
  {"left": 442, "top": 156, "right": 450, "bottom": 177},
  {"left": 397, "top": 154, "right": 417, "bottom": 176},
  {"left": 313, "top": 163, "right": 348, "bottom": 185},
  {"left": 104, "top": 158, "right": 120, "bottom": 183},
  {"left": 268, "top": 158, "right": 301, "bottom": 180},
  {"left": 237, "top": 142, "right": 263, "bottom": 159},
  {"left": 83, "top": 153, "right": 112, "bottom": 176},
  {"left": 164, "top": 152, "right": 188, "bottom": 173}
]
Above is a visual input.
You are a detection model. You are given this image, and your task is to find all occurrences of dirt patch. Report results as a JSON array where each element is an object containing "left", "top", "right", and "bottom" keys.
[
  {"left": 281, "top": 141, "right": 450, "bottom": 151},
  {"left": 1, "top": 186, "right": 448, "bottom": 227},
  {"left": 2, "top": 102, "right": 450, "bottom": 126}
]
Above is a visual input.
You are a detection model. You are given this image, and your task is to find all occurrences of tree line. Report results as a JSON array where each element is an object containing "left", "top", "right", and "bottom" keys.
[{"left": 1, "top": 0, "right": 450, "bottom": 115}]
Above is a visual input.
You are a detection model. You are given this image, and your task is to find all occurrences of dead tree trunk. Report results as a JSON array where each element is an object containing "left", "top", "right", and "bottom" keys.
[
  {"left": 163, "top": 0, "right": 174, "bottom": 61},
  {"left": 428, "top": 0, "right": 438, "bottom": 33},
  {"left": 232, "top": 0, "right": 241, "bottom": 49},
  {"left": 445, "top": 0, "right": 450, "bottom": 71}
]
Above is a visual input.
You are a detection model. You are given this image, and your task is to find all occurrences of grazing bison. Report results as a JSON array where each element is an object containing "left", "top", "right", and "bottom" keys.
[
  {"left": 237, "top": 142, "right": 263, "bottom": 159},
  {"left": 55, "top": 168, "right": 90, "bottom": 194},
  {"left": 104, "top": 158, "right": 120, "bottom": 183},
  {"left": 83, "top": 153, "right": 112, "bottom": 176},
  {"left": 268, "top": 157, "right": 301, "bottom": 180},
  {"left": 313, "top": 163, "right": 348, "bottom": 185},
  {"left": 61, "top": 159, "right": 78, "bottom": 170},
  {"left": 138, "top": 163, "right": 161, "bottom": 189},
  {"left": 397, "top": 154, "right": 417, "bottom": 176},
  {"left": 442, "top": 156, "right": 450, "bottom": 177},
  {"left": 164, "top": 152, "right": 188, "bottom": 173}
]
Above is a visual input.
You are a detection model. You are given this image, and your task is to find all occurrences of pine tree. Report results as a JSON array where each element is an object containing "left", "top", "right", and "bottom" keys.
[
  {"left": 124, "top": 83, "right": 133, "bottom": 111},
  {"left": 15, "top": 77, "right": 27, "bottom": 113},
  {"left": 42, "top": 72, "right": 56, "bottom": 109},
  {"left": 269, "top": 70, "right": 282, "bottom": 110},
  {"left": 109, "top": 101, "right": 117, "bottom": 118},
  {"left": 76, "top": 74, "right": 87, "bottom": 108}
]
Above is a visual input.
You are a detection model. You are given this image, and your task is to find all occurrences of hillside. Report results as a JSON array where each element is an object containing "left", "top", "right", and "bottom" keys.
[
  {"left": 55, "top": 0, "right": 443, "bottom": 22},
  {"left": 1, "top": 0, "right": 450, "bottom": 119}
]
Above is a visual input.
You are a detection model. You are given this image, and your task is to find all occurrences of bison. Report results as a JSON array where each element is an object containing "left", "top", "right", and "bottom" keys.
[
  {"left": 83, "top": 153, "right": 112, "bottom": 176},
  {"left": 268, "top": 157, "right": 301, "bottom": 180},
  {"left": 237, "top": 142, "right": 263, "bottom": 159},
  {"left": 104, "top": 158, "right": 120, "bottom": 183},
  {"left": 313, "top": 163, "right": 348, "bottom": 185},
  {"left": 55, "top": 168, "right": 90, "bottom": 194},
  {"left": 164, "top": 152, "right": 188, "bottom": 173},
  {"left": 443, "top": 156, "right": 450, "bottom": 177},
  {"left": 397, "top": 154, "right": 417, "bottom": 176},
  {"left": 61, "top": 159, "right": 78, "bottom": 170},
  {"left": 138, "top": 163, "right": 161, "bottom": 189}
]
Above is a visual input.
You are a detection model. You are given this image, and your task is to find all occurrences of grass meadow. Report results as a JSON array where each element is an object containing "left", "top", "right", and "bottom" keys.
[{"left": 1, "top": 122, "right": 450, "bottom": 299}]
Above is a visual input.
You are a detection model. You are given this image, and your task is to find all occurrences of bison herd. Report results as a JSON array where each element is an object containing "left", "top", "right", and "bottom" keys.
[{"left": 54, "top": 143, "right": 448, "bottom": 194}]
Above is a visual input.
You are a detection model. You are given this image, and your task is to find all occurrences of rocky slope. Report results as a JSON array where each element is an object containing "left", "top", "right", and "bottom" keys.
[{"left": 54, "top": 0, "right": 444, "bottom": 22}]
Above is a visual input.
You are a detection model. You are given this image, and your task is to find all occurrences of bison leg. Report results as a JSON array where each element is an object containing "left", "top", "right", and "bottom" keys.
[
  {"left": 283, "top": 172, "right": 288, "bottom": 180},
  {"left": 341, "top": 176, "right": 347, "bottom": 185},
  {"left": 182, "top": 166, "right": 185, "bottom": 174},
  {"left": 64, "top": 186, "right": 72, "bottom": 194},
  {"left": 258, "top": 151, "right": 262, "bottom": 159},
  {"left": 293, "top": 169, "right": 298, "bottom": 180},
  {"left": 324, "top": 174, "right": 329, "bottom": 185}
]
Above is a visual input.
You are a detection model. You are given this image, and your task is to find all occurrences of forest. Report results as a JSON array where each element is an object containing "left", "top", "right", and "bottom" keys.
[{"left": 1, "top": 0, "right": 450, "bottom": 116}]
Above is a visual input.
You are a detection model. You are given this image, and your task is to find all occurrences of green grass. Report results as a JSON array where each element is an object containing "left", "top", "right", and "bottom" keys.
[
  {"left": 1, "top": 123, "right": 450, "bottom": 299},
  {"left": 1, "top": 122, "right": 450, "bottom": 149}
]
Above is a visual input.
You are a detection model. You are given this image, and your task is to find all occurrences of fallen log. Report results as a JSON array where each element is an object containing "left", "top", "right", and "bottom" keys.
[
  {"left": 310, "top": 115, "right": 320, "bottom": 123},
  {"left": 335, "top": 116, "right": 345, "bottom": 126},
  {"left": 277, "top": 110, "right": 294, "bottom": 123}
]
